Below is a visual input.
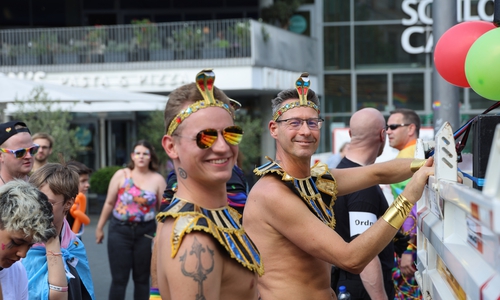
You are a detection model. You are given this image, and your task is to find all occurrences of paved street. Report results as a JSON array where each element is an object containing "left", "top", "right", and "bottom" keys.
[{"left": 81, "top": 214, "right": 134, "bottom": 300}]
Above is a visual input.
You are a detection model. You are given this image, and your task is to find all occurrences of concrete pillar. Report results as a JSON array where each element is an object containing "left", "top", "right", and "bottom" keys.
[{"left": 432, "top": 0, "right": 460, "bottom": 133}]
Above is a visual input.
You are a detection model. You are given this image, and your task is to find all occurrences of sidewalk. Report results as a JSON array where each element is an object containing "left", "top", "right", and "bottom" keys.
[{"left": 81, "top": 214, "right": 134, "bottom": 300}]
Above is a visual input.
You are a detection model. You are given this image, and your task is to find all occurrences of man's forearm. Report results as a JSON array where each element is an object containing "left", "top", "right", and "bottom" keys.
[
  {"left": 373, "top": 158, "right": 414, "bottom": 184},
  {"left": 359, "top": 257, "right": 388, "bottom": 300}
]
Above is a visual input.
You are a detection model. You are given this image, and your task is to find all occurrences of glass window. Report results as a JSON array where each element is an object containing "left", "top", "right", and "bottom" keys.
[
  {"left": 0, "top": 1, "right": 30, "bottom": 26},
  {"left": 324, "top": 75, "right": 352, "bottom": 113},
  {"left": 322, "top": 116, "right": 351, "bottom": 153},
  {"left": 469, "top": 89, "right": 497, "bottom": 110},
  {"left": 83, "top": 0, "right": 115, "bottom": 9},
  {"left": 392, "top": 73, "right": 424, "bottom": 110},
  {"left": 357, "top": 74, "right": 387, "bottom": 111},
  {"left": 355, "top": 25, "right": 426, "bottom": 69},
  {"left": 324, "top": 1, "right": 350, "bottom": 22},
  {"left": 33, "top": 0, "right": 66, "bottom": 27},
  {"left": 324, "top": 26, "right": 350, "bottom": 70},
  {"left": 355, "top": 0, "right": 406, "bottom": 21}
]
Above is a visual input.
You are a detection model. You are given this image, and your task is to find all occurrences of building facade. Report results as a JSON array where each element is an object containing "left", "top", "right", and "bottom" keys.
[{"left": 0, "top": 0, "right": 496, "bottom": 169}]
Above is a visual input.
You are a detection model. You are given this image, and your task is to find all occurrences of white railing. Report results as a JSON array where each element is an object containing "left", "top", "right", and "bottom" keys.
[
  {"left": 0, "top": 19, "right": 252, "bottom": 70},
  {"left": 416, "top": 123, "right": 500, "bottom": 300}
]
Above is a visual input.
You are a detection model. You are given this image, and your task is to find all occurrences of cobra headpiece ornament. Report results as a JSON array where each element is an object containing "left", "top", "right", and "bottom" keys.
[
  {"left": 166, "top": 69, "right": 234, "bottom": 135},
  {"left": 272, "top": 72, "right": 320, "bottom": 121}
]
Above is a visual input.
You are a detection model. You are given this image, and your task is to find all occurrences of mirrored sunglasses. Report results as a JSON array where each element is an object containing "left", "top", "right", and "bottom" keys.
[
  {"left": 175, "top": 126, "right": 244, "bottom": 149},
  {"left": 0, "top": 144, "right": 40, "bottom": 159}
]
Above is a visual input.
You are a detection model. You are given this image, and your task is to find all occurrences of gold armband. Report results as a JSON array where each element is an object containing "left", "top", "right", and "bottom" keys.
[
  {"left": 410, "top": 159, "right": 426, "bottom": 173},
  {"left": 382, "top": 194, "right": 414, "bottom": 229}
]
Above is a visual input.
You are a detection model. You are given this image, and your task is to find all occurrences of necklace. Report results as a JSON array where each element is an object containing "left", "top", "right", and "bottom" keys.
[{"left": 0, "top": 175, "right": 5, "bottom": 185}]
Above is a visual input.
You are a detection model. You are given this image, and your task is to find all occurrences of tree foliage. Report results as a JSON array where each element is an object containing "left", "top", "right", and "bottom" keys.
[
  {"left": 261, "top": 0, "right": 304, "bottom": 29},
  {"left": 10, "top": 86, "right": 87, "bottom": 162},
  {"left": 235, "top": 113, "right": 262, "bottom": 173},
  {"left": 137, "top": 109, "right": 169, "bottom": 175}
]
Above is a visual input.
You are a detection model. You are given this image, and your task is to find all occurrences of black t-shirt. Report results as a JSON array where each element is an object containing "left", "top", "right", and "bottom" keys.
[{"left": 333, "top": 157, "right": 394, "bottom": 299}]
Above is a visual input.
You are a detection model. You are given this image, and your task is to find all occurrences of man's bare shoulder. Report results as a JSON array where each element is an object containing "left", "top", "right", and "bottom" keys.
[{"left": 248, "top": 175, "right": 289, "bottom": 201}]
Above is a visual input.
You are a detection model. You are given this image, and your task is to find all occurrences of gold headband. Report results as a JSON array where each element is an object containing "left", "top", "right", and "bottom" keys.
[
  {"left": 272, "top": 72, "right": 320, "bottom": 121},
  {"left": 166, "top": 69, "right": 233, "bottom": 135}
]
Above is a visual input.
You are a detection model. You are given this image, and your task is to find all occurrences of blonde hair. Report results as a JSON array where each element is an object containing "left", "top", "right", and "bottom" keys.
[{"left": 0, "top": 180, "right": 56, "bottom": 243}]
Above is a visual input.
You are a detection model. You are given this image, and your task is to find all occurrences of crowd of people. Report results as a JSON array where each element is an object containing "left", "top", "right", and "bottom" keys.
[{"left": 0, "top": 69, "right": 435, "bottom": 300}]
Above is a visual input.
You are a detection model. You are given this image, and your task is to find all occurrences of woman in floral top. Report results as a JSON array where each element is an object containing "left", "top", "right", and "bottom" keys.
[{"left": 95, "top": 140, "right": 166, "bottom": 300}]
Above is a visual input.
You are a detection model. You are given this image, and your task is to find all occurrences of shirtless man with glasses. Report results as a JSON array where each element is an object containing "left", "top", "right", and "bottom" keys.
[{"left": 0, "top": 121, "right": 38, "bottom": 186}]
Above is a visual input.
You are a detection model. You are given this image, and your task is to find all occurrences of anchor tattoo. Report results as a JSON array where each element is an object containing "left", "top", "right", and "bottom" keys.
[{"left": 180, "top": 237, "right": 215, "bottom": 300}]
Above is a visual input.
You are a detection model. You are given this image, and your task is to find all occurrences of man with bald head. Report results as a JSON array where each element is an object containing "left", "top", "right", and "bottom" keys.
[
  {"left": 331, "top": 108, "right": 394, "bottom": 299},
  {"left": 0, "top": 121, "right": 38, "bottom": 186}
]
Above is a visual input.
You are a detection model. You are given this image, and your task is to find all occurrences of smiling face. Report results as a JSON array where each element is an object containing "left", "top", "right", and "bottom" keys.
[
  {"left": 271, "top": 100, "right": 320, "bottom": 162},
  {"left": 163, "top": 106, "right": 237, "bottom": 187},
  {"left": 0, "top": 229, "right": 33, "bottom": 268}
]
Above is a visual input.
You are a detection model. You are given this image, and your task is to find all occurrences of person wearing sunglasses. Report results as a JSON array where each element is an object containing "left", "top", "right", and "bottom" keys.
[
  {"left": 95, "top": 139, "right": 165, "bottom": 300},
  {"left": 386, "top": 108, "right": 422, "bottom": 299},
  {"left": 0, "top": 121, "right": 38, "bottom": 187},
  {"left": 242, "top": 73, "right": 433, "bottom": 300},
  {"left": 155, "top": 69, "right": 262, "bottom": 300}
]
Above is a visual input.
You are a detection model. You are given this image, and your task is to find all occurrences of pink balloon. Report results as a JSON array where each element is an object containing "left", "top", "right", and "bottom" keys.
[{"left": 434, "top": 21, "right": 496, "bottom": 88}]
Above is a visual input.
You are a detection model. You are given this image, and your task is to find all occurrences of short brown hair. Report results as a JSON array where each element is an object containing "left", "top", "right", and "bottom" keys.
[
  {"left": 389, "top": 108, "right": 421, "bottom": 137},
  {"left": 32, "top": 132, "right": 55, "bottom": 148},
  {"left": 164, "top": 82, "right": 232, "bottom": 135},
  {"left": 67, "top": 160, "right": 93, "bottom": 176},
  {"left": 29, "top": 163, "right": 79, "bottom": 203}
]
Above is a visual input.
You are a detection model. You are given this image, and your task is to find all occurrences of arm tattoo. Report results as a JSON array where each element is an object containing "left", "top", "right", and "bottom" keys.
[
  {"left": 178, "top": 167, "right": 187, "bottom": 179},
  {"left": 179, "top": 237, "right": 215, "bottom": 300}
]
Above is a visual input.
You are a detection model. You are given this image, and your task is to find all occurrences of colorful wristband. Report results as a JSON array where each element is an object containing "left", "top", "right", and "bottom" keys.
[
  {"left": 382, "top": 194, "right": 414, "bottom": 229},
  {"left": 150, "top": 287, "right": 161, "bottom": 299}
]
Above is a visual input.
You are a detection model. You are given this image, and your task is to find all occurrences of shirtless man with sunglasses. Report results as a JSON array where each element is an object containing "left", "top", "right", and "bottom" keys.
[
  {"left": 0, "top": 121, "right": 39, "bottom": 186},
  {"left": 156, "top": 69, "right": 262, "bottom": 300}
]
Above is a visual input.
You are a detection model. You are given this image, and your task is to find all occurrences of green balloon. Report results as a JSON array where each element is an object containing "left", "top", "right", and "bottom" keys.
[{"left": 465, "top": 27, "right": 500, "bottom": 101}]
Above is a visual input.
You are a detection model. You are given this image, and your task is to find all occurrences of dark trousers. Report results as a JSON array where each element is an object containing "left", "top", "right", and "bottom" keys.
[{"left": 107, "top": 217, "right": 155, "bottom": 300}]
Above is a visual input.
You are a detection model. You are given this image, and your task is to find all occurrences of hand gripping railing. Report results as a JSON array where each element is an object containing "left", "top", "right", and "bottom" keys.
[{"left": 415, "top": 122, "right": 500, "bottom": 300}]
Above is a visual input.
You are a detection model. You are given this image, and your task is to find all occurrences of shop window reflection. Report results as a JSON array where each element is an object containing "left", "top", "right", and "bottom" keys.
[
  {"left": 355, "top": 25, "right": 426, "bottom": 68},
  {"left": 357, "top": 74, "right": 387, "bottom": 111},
  {"left": 354, "top": 0, "right": 406, "bottom": 21},
  {"left": 325, "top": 75, "right": 351, "bottom": 113},
  {"left": 324, "top": 26, "right": 350, "bottom": 70},
  {"left": 392, "top": 73, "right": 424, "bottom": 110}
]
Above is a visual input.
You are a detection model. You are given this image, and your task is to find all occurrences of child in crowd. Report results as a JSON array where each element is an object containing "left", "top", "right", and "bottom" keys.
[{"left": 66, "top": 160, "right": 93, "bottom": 234}]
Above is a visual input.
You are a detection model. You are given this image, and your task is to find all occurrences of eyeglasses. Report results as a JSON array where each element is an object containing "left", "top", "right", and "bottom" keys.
[
  {"left": 174, "top": 126, "right": 244, "bottom": 149},
  {"left": 0, "top": 144, "right": 40, "bottom": 159},
  {"left": 275, "top": 118, "right": 324, "bottom": 130},
  {"left": 386, "top": 124, "right": 411, "bottom": 131},
  {"left": 50, "top": 200, "right": 65, "bottom": 207}
]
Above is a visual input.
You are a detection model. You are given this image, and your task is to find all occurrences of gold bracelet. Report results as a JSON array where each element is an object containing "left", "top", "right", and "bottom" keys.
[
  {"left": 382, "top": 194, "right": 414, "bottom": 229},
  {"left": 410, "top": 159, "right": 426, "bottom": 173}
]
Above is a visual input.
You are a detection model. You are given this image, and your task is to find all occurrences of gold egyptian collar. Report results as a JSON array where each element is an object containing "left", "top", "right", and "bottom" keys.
[
  {"left": 157, "top": 198, "right": 264, "bottom": 276},
  {"left": 254, "top": 157, "right": 338, "bottom": 229}
]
